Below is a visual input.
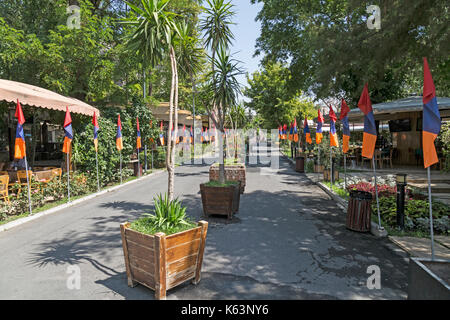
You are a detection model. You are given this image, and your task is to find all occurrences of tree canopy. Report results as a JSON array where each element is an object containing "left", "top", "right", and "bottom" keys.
[
  {"left": 244, "top": 62, "right": 316, "bottom": 129},
  {"left": 252, "top": 0, "right": 449, "bottom": 106}
]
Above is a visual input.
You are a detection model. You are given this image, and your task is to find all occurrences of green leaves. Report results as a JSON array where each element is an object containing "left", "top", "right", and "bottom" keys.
[
  {"left": 244, "top": 62, "right": 316, "bottom": 129},
  {"left": 131, "top": 193, "right": 196, "bottom": 235}
]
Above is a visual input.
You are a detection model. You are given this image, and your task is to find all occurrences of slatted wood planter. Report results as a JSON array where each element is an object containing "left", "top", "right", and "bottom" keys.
[
  {"left": 323, "top": 169, "right": 339, "bottom": 182},
  {"left": 209, "top": 164, "right": 246, "bottom": 193},
  {"left": 120, "top": 221, "right": 208, "bottom": 300},
  {"left": 200, "top": 182, "right": 241, "bottom": 219}
]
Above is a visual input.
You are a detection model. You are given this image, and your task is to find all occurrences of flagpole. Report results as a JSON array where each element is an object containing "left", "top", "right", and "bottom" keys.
[
  {"left": 67, "top": 152, "right": 71, "bottom": 202},
  {"left": 137, "top": 148, "right": 140, "bottom": 178},
  {"left": 95, "top": 150, "right": 100, "bottom": 192},
  {"left": 372, "top": 157, "right": 382, "bottom": 229},
  {"left": 427, "top": 167, "right": 435, "bottom": 260},
  {"left": 330, "top": 146, "right": 333, "bottom": 185},
  {"left": 24, "top": 155, "right": 32, "bottom": 215},
  {"left": 120, "top": 150, "right": 123, "bottom": 184},
  {"left": 344, "top": 153, "right": 347, "bottom": 191}
]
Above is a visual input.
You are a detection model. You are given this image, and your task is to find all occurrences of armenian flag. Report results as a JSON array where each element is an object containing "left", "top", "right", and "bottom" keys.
[
  {"left": 14, "top": 100, "right": 26, "bottom": 159},
  {"left": 358, "top": 83, "right": 377, "bottom": 159},
  {"left": 190, "top": 126, "right": 193, "bottom": 144},
  {"left": 422, "top": 58, "right": 441, "bottom": 168},
  {"left": 136, "top": 117, "right": 142, "bottom": 151},
  {"left": 293, "top": 119, "right": 299, "bottom": 142},
  {"left": 304, "top": 117, "right": 312, "bottom": 144},
  {"left": 62, "top": 107, "right": 73, "bottom": 154},
  {"left": 93, "top": 112, "right": 99, "bottom": 152},
  {"left": 159, "top": 121, "right": 165, "bottom": 146},
  {"left": 316, "top": 109, "right": 324, "bottom": 144},
  {"left": 116, "top": 114, "right": 123, "bottom": 151},
  {"left": 282, "top": 124, "right": 288, "bottom": 140},
  {"left": 340, "top": 99, "right": 351, "bottom": 154},
  {"left": 288, "top": 122, "right": 294, "bottom": 141},
  {"left": 201, "top": 127, "right": 204, "bottom": 142},
  {"left": 278, "top": 125, "right": 282, "bottom": 140},
  {"left": 329, "top": 105, "right": 339, "bottom": 147}
]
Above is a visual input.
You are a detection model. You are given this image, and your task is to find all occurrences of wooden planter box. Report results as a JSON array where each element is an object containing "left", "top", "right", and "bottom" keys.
[
  {"left": 120, "top": 221, "right": 208, "bottom": 300},
  {"left": 314, "top": 164, "right": 324, "bottom": 173},
  {"left": 209, "top": 164, "right": 246, "bottom": 194},
  {"left": 323, "top": 169, "right": 339, "bottom": 181},
  {"left": 200, "top": 182, "right": 240, "bottom": 219}
]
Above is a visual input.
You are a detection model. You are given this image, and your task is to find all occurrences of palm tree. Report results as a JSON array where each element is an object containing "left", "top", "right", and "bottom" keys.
[
  {"left": 201, "top": 0, "right": 237, "bottom": 184},
  {"left": 176, "top": 21, "right": 206, "bottom": 138},
  {"left": 200, "top": 0, "right": 235, "bottom": 68},
  {"left": 124, "top": 0, "right": 180, "bottom": 200},
  {"left": 207, "top": 47, "right": 243, "bottom": 183}
]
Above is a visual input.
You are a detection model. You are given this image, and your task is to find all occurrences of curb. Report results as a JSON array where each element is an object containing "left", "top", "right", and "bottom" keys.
[{"left": 0, "top": 169, "right": 166, "bottom": 233}]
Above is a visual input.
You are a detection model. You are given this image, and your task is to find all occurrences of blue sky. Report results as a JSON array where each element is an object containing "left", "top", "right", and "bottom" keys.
[
  {"left": 200, "top": 0, "right": 264, "bottom": 99},
  {"left": 228, "top": 0, "right": 263, "bottom": 90}
]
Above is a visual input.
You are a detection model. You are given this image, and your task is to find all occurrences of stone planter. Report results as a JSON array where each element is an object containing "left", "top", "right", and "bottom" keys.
[
  {"left": 408, "top": 258, "right": 450, "bottom": 300},
  {"left": 209, "top": 164, "right": 246, "bottom": 194},
  {"left": 120, "top": 221, "right": 208, "bottom": 300},
  {"left": 200, "top": 182, "right": 241, "bottom": 220},
  {"left": 323, "top": 169, "right": 339, "bottom": 182}
]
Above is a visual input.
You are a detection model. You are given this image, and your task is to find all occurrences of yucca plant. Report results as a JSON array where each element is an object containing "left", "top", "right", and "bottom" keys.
[{"left": 131, "top": 193, "right": 196, "bottom": 235}]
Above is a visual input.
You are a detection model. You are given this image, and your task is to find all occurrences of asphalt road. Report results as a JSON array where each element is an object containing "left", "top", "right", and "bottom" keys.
[{"left": 0, "top": 153, "right": 409, "bottom": 300}]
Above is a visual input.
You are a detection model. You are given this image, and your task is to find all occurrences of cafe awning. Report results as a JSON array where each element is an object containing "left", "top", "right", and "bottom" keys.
[
  {"left": 0, "top": 79, "right": 100, "bottom": 116},
  {"left": 346, "top": 96, "right": 450, "bottom": 122}
]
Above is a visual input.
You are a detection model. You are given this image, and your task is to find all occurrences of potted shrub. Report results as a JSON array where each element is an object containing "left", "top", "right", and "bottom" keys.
[
  {"left": 200, "top": 180, "right": 241, "bottom": 220},
  {"left": 323, "top": 166, "right": 339, "bottom": 182},
  {"left": 120, "top": 194, "right": 208, "bottom": 300},
  {"left": 209, "top": 159, "right": 246, "bottom": 193}
]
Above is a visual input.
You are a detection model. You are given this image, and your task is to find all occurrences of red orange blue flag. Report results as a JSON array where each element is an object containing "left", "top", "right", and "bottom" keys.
[
  {"left": 92, "top": 112, "right": 99, "bottom": 152},
  {"left": 422, "top": 58, "right": 441, "bottom": 168},
  {"left": 304, "top": 117, "right": 312, "bottom": 144},
  {"left": 293, "top": 119, "right": 299, "bottom": 142},
  {"left": 329, "top": 105, "right": 339, "bottom": 147},
  {"left": 62, "top": 107, "right": 73, "bottom": 154},
  {"left": 136, "top": 117, "right": 142, "bottom": 151},
  {"left": 14, "top": 100, "right": 26, "bottom": 159},
  {"left": 316, "top": 109, "right": 324, "bottom": 144},
  {"left": 159, "top": 121, "right": 165, "bottom": 146},
  {"left": 288, "top": 122, "right": 294, "bottom": 141},
  {"left": 116, "top": 115, "right": 123, "bottom": 151},
  {"left": 358, "top": 83, "right": 377, "bottom": 159},
  {"left": 340, "top": 99, "right": 351, "bottom": 154}
]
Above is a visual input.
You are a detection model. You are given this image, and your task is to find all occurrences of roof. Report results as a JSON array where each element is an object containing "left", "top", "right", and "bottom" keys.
[
  {"left": 0, "top": 79, "right": 100, "bottom": 116},
  {"left": 346, "top": 96, "right": 450, "bottom": 121}
]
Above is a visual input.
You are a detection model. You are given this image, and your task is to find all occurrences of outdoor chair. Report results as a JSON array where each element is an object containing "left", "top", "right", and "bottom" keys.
[
  {"left": 51, "top": 168, "right": 62, "bottom": 182},
  {"left": 17, "top": 170, "right": 39, "bottom": 197},
  {"left": 0, "top": 175, "right": 10, "bottom": 204},
  {"left": 0, "top": 171, "right": 8, "bottom": 176},
  {"left": 382, "top": 149, "right": 393, "bottom": 169}
]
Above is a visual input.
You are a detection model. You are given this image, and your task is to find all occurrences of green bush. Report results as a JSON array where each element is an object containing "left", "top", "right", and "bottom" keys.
[
  {"left": 130, "top": 194, "right": 196, "bottom": 236},
  {"left": 373, "top": 196, "right": 449, "bottom": 235},
  {"left": 438, "top": 122, "right": 450, "bottom": 172},
  {"left": 72, "top": 95, "right": 160, "bottom": 186}
]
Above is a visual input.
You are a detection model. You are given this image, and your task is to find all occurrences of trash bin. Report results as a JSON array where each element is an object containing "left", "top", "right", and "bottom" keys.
[
  {"left": 295, "top": 156, "right": 305, "bottom": 173},
  {"left": 133, "top": 162, "right": 143, "bottom": 177},
  {"left": 346, "top": 190, "right": 372, "bottom": 232}
]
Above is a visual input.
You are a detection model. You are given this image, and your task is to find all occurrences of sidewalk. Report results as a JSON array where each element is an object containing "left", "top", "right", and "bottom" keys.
[{"left": 300, "top": 166, "right": 450, "bottom": 262}]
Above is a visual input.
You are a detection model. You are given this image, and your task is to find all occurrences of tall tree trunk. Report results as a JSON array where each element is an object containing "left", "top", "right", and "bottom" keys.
[
  {"left": 167, "top": 48, "right": 176, "bottom": 201},
  {"left": 167, "top": 47, "right": 179, "bottom": 201}
]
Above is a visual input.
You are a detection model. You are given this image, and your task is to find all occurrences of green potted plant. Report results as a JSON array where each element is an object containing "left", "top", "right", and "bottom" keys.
[{"left": 120, "top": 194, "right": 208, "bottom": 300}]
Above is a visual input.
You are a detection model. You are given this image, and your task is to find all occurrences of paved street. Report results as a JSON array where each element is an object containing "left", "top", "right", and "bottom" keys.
[{"left": 0, "top": 155, "right": 409, "bottom": 300}]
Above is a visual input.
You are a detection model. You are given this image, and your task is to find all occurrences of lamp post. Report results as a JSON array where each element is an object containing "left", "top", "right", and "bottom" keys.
[{"left": 396, "top": 173, "right": 407, "bottom": 230}]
